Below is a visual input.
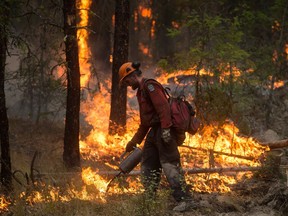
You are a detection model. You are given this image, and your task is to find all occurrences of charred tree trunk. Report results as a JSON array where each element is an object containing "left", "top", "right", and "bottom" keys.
[
  {"left": 63, "top": 0, "right": 81, "bottom": 168},
  {"left": 109, "top": 0, "right": 129, "bottom": 135},
  {"left": 0, "top": 2, "right": 12, "bottom": 192}
]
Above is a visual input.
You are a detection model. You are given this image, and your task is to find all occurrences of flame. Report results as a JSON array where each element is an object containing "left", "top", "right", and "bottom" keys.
[
  {"left": 171, "top": 21, "right": 179, "bottom": 29},
  {"left": 79, "top": 71, "right": 267, "bottom": 193},
  {"left": 139, "top": 6, "right": 151, "bottom": 18},
  {"left": 273, "top": 80, "right": 285, "bottom": 89},
  {"left": 139, "top": 43, "right": 150, "bottom": 56},
  {"left": 77, "top": 0, "right": 92, "bottom": 88},
  {"left": 272, "top": 20, "right": 281, "bottom": 32},
  {"left": 0, "top": 6, "right": 275, "bottom": 214},
  {"left": 156, "top": 67, "right": 213, "bottom": 84},
  {"left": 134, "top": 10, "right": 138, "bottom": 31},
  {"left": 268, "top": 76, "right": 286, "bottom": 89},
  {"left": 81, "top": 167, "right": 108, "bottom": 194},
  {"left": 0, "top": 196, "right": 10, "bottom": 213},
  {"left": 151, "top": 20, "right": 156, "bottom": 39}
]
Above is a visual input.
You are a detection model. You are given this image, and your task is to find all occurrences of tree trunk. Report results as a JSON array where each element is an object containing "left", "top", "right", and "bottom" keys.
[
  {"left": 152, "top": 0, "right": 174, "bottom": 61},
  {"left": 129, "top": 0, "right": 139, "bottom": 60},
  {"left": 89, "top": 0, "right": 114, "bottom": 72},
  {"left": 109, "top": 0, "right": 129, "bottom": 135},
  {"left": 0, "top": 8, "right": 12, "bottom": 192},
  {"left": 63, "top": 0, "right": 81, "bottom": 168}
]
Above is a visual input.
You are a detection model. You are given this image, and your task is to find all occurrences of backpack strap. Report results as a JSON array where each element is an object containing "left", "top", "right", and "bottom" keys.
[
  {"left": 142, "top": 78, "right": 195, "bottom": 116},
  {"left": 142, "top": 78, "right": 170, "bottom": 99}
]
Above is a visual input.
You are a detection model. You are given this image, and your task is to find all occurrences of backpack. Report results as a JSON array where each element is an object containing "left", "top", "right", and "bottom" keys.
[
  {"left": 143, "top": 79, "right": 201, "bottom": 135},
  {"left": 165, "top": 89, "right": 200, "bottom": 135}
]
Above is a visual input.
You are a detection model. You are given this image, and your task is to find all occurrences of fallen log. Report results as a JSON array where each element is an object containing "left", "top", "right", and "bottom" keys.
[
  {"left": 260, "top": 139, "right": 288, "bottom": 149},
  {"left": 98, "top": 166, "right": 261, "bottom": 176},
  {"left": 180, "top": 145, "right": 255, "bottom": 161}
]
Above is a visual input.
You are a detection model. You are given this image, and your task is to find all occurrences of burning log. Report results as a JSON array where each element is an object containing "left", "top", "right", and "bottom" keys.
[
  {"left": 260, "top": 139, "right": 288, "bottom": 149},
  {"left": 180, "top": 145, "right": 255, "bottom": 161},
  {"left": 98, "top": 166, "right": 261, "bottom": 176},
  {"left": 183, "top": 166, "right": 261, "bottom": 174}
]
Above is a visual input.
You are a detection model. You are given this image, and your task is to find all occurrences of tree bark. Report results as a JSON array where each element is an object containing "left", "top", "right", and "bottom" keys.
[
  {"left": 63, "top": 0, "right": 81, "bottom": 168},
  {"left": 89, "top": 0, "right": 114, "bottom": 72},
  {"left": 152, "top": 0, "right": 174, "bottom": 61},
  {"left": 109, "top": 0, "right": 129, "bottom": 135},
  {"left": 0, "top": 1, "right": 12, "bottom": 191}
]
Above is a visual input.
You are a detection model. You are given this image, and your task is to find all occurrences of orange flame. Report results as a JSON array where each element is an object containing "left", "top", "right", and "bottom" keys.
[
  {"left": 0, "top": 196, "right": 10, "bottom": 213},
  {"left": 273, "top": 80, "right": 285, "bottom": 89},
  {"left": 138, "top": 43, "right": 150, "bottom": 56},
  {"left": 139, "top": 6, "right": 151, "bottom": 18},
  {"left": 77, "top": 0, "right": 92, "bottom": 88},
  {"left": 79, "top": 70, "right": 267, "bottom": 193},
  {"left": 0, "top": 6, "right": 272, "bottom": 211}
]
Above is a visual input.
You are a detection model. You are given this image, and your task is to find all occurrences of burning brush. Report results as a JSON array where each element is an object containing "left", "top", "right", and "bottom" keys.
[{"left": 106, "top": 147, "right": 142, "bottom": 192}]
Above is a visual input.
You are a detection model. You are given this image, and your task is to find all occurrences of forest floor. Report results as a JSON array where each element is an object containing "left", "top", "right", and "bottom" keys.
[{"left": 2, "top": 118, "right": 288, "bottom": 216}]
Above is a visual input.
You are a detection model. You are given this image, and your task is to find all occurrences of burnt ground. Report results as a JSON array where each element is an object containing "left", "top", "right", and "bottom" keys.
[{"left": 3, "top": 118, "right": 288, "bottom": 216}]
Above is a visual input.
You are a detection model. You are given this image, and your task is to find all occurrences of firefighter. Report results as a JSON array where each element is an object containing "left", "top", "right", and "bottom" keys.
[{"left": 119, "top": 62, "right": 192, "bottom": 212}]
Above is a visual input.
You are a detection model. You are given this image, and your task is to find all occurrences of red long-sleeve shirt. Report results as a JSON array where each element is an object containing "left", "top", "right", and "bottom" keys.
[{"left": 130, "top": 78, "right": 172, "bottom": 144}]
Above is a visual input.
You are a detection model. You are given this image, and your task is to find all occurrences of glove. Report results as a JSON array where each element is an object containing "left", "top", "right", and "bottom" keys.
[
  {"left": 176, "top": 132, "right": 186, "bottom": 146},
  {"left": 162, "top": 128, "right": 172, "bottom": 143},
  {"left": 125, "top": 141, "right": 136, "bottom": 152}
]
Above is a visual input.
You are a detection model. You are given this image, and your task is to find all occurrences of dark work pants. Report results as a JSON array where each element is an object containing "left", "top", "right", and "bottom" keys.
[{"left": 141, "top": 125, "right": 187, "bottom": 202}]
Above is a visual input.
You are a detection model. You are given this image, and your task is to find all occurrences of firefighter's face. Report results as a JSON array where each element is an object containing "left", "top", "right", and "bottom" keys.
[{"left": 122, "top": 74, "right": 138, "bottom": 89}]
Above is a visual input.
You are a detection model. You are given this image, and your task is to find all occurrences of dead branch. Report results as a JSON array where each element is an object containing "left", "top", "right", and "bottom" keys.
[
  {"left": 260, "top": 139, "right": 288, "bottom": 149},
  {"left": 12, "top": 170, "right": 29, "bottom": 186},
  {"left": 184, "top": 166, "right": 261, "bottom": 174},
  {"left": 30, "top": 151, "right": 39, "bottom": 185}
]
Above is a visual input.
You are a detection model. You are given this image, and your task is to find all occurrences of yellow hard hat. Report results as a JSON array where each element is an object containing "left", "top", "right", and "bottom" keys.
[{"left": 119, "top": 62, "right": 137, "bottom": 83}]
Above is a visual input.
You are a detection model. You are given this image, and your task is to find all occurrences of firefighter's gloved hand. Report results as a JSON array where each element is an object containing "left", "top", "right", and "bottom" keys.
[
  {"left": 162, "top": 128, "right": 172, "bottom": 143},
  {"left": 176, "top": 132, "right": 186, "bottom": 146},
  {"left": 125, "top": 141, "right": 136, "bottom": 152}
]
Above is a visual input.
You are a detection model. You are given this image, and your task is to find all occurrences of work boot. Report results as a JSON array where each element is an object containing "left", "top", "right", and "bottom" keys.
[{"left": 173, "top": 201, "right": 187, "bottom": 212}]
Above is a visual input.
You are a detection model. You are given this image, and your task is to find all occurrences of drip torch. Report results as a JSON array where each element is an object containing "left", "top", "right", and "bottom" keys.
[{"left": 106, "top": 147, "right": 142, "bottom": 192}]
